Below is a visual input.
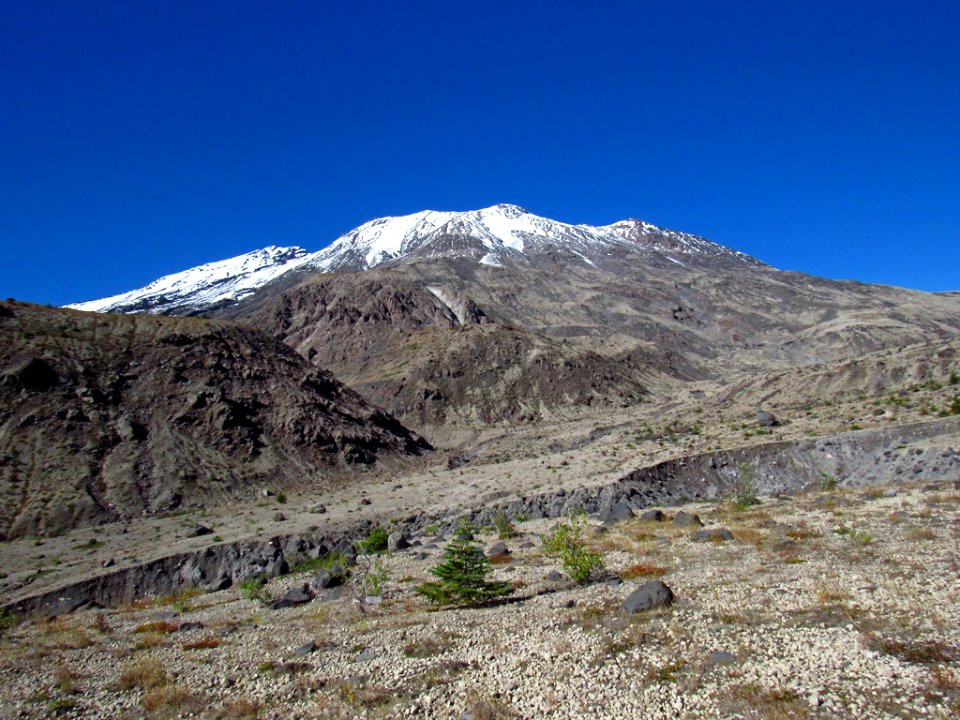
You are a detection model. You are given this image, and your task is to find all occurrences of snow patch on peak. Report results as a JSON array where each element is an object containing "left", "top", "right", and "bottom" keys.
[{"left": 67, "top": 245, "right": 312, "bottom": 314}]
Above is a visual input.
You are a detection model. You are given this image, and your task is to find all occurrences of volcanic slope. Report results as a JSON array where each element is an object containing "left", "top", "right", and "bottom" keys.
[
  {"left": 66, "top": 205, "right": 960, "bottom": 438},
  {"left": 0, "top": 301, "right": 429, "bottom": 539}
]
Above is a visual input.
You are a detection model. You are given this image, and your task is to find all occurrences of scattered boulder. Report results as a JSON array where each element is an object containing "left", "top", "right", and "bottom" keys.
[
  {"left": 599, "top": 500, "right": 634, "bottom": 523},
  {"left": 708, "top": 650, "right": 738, "bottom": 666},
  {"left": 205, "top": 574, "right": 232, "bottom": 592},
  {"left": 266, "top": 559, "right": 289, "bottom": 578},
  {"left": 177, "top": 621, "right": 204, "bottom": 632},
  {"left": 388, "top": 532, "right": 411, "bottom": 552},
  {"left": 274, "top": 512, "right": 287, "bottom": 522},
  {"left": 691, "top": 528, "right": 734, "bottom": 542},
  {"left": 269, "top": 584, "right": 314, "bottom": 610},
  {"left": 486, "top": 541, "right": 511, "bottom": 559},
  {"left": 189, "top": 524, "right": 214, "bottom": 538},
  {"left": 313, "top": 564, "right": 348, "bottom": 590},
  {"left": 101, "top": 558, "right": 115, "bottom": 568},
  {"left": 359, "top": 498, "right": 372, "bottom": 506},
  {"left": 756, "top": 410, "right": 779, "bottom": 427},
  {"left": 673, "top": 511, "right": 703, "bottom": 528},
  {"left": 311, "top": 504, "right": 327, "bottom": 514},
  {"left": 293, "top": 640, "right": 317, "bottom": 656},
  {"left": 621, "top": 580, "right": 674, "bottom": 614},
  {"left": 545, "top": 570, "right": 565, "bottom": 582},
  {"left": 882, "top": 488, "right": 898, "bottom": 498},
  {"left": 640, "top": 509, "right": 666, "bottom": 522}
]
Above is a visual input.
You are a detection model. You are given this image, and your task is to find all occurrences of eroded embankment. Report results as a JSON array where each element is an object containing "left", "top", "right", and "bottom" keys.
[{"left": 6, "top": 417, "right": 960, "bottom": 617}]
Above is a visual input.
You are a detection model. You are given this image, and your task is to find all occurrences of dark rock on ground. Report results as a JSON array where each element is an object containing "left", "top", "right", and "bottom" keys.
[
  {"left": 190, "top": 524, "right": 214, "bottom": 537},
  {"left": 673, "top": 511, "right": 703, "bottom": 527},
  {"left": 269, "top": 584, "right": 314, "bottom": 610},
  {"left": 708, "top": 650, "right": 738, "bottom": 665},
  {"left": 621, "top": 580, "right": 674, "bottom": 614},
  {"left": 691, "top": 528, "right": 734, "bottom": 542},
  {"left": 486, "top": 541, "right": 511, "bottom": 559},
  {"left": 599, "top": 500, "right": 634, "bottom": 523},
  {"left": 640, "top": 510, "right": 666, "bottom": 522},
  {"left": 757, "top": 411, "right": 779, "bottom": 427},
  {"left": 177, "top": 621, "right": 204, "bottom": 632},
  {"left": 388, "top": 532, "right": 411, "bottom": 552},
  {"left": 293, "top": 640, "right": 317, "bottom": 656},
  {"left": 313, "top": 564, "right": 347, "bottom": 590}
]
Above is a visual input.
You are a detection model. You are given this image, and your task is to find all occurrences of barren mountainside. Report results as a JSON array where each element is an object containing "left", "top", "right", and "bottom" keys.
[{"left": 0, "top": 301, "right": 429, "bottom": 538}]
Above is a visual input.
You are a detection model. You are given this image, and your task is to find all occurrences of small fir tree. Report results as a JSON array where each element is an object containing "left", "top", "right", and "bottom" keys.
[{"left": 416, "top": 521, "right": 512, "bottom": 607}]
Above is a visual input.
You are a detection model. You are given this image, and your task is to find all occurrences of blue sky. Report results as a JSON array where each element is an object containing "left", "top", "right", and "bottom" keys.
[{"left": 2, "top": 1, "right": 958, "bottom": 305}]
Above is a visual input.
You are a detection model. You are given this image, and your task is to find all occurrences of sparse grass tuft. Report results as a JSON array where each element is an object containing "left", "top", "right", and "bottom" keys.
[
  {"left": 403, "top": 635, "right": 453, "bottom": 658},
  {"left": 117, "top": 658, "right": 170, "bottom": 691},
  {"left": 865, "top": 635, "right": 956, "bottom": 664},
  {"left": 140, "top": 684, "right": 205, "bottom": 717},
  {"left": 620, "top": 563, "right": 667, "bottom": 580},
  {"left": 181, "top": 635, "right": 219, "bottom": 650},
  {"left": 132, "top": 620, "right": 178, "bottom": 635}
]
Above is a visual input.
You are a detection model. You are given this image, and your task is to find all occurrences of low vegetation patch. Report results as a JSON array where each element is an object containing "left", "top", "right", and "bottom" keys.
[
  {"left": 542, "top": 515, "right": 604, "bottom": 584},
  {"left": 416, "top": 521, "right": 512, "bottom": 607}
]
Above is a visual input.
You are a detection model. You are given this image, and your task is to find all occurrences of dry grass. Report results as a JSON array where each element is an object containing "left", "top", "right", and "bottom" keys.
[
  {"left": 907, "top": 527, "right": 937, "bottom": 541},
  {"left": 402, "top": 634, "right": 453, "bottom": 658},
  {"left": 44, "top": 619, "right": 94, "bottom": 650},
  {"left": 181, "top": 635, "right": 220, "bottom": 651},
  {"left": 213, "top": 698, "right": 262, "bottom": 719},
  {"left": 619, "top": 562, "right": 667, "bottom": 580},
  {"left": 464, "top": 688, "right": 516, "bottom": 719},
  {"left": 717, "top": 684, "right": 810, "bottom": 719},
  {"left": 132, "top": 620, "right": 178, "bottom": 634},
  {"left": 117, "top": 658, "right": 169, "bottom": 691},
  {"left": 140, "top": 683, "right": 205, "bottom": 717},
  {"left": 864, "top": 635, "right": 957, "bottom": 664}
]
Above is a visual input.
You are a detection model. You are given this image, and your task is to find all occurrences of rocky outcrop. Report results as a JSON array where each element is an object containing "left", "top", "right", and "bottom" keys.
[{"left": 0, "top": 301, "right": 429, "bottom": 538}]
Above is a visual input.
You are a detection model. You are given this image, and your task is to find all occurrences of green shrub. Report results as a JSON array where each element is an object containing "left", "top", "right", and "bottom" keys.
[
  {"left": 0, "top": 608, "right": 16, "bottom": 636},
  {"left": 541, "top": 514, "right": 604, "bottom": 584},
  {"left": 732, "top": 461, "right": 760, "bottom": 511},
  {"left": 493, "top": 509, "right": 517, "bottom": 539},
  {"left": 358, "top": 527, "right": 389, "bottom": 554},
  {"left": 416, "top": 521, "right": 511, "bottom": 607},
  {"left": 275, "top": 491, "right": 287, "bottom": 504},
  {"left": 238, "top": 577, "right": 270, "bottom": 604},
  {"left": 364, "top": 559, "right": 388, "bottom": 597}
]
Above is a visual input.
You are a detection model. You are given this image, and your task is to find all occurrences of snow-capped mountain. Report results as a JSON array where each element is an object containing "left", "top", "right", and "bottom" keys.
[
  {"left": 65, "top": 205, "right": 754, "bottom": 315},
  {"left": 307, "top": 203, "right": 755, "bottom": 272},
  {"left": 67, "top": 245, "right": 313, "bottom": 315}
]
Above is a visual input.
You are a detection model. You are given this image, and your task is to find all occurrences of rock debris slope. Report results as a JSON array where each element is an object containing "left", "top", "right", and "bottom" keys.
[{"left": 0, "top": 301, "right": 429, "bottom": 538}]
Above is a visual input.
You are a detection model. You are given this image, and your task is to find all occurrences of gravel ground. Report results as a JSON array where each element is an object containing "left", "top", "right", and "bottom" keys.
[{"left": 1, "top": 481, "right": 958, "bottom": 720}]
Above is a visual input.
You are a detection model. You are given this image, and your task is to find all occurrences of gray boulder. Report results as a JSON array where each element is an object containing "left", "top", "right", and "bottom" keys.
[
  {"left": 599, "top": 500, "right": 634, "bottom": 523},
  {"left": 708, "top": 650, "right": 737, "bottom": 665},
  {"left": 621, "top": 580, "right": 674, "bottom": 614},
  {"left": 388, "top": 532, "right": 411, "bottom": 552},
  {"left": 673, "top": 511, "right": 703, "bottom": 527},
  {"left": 313, "top": 563, "right": 348, "bottom": 589},
  {"left": 269, "top": 584, "right": 314, "bottom": 610},
  {"left": 486, "top": 541, "right": 511, "bottom": 559},
  {"left": 640, "top": 509, "right": 666, "bottom": 522},
  {"left": 757, "top": 410, "right": 779, "bottom": 427},
  {"left": 691, "top": 528, "right": 734, "bottom": 542}
]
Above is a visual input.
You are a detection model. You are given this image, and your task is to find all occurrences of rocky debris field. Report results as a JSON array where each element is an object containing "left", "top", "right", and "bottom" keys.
[{"left": 1, "top": 480, "right": 958, "bottom": 719}]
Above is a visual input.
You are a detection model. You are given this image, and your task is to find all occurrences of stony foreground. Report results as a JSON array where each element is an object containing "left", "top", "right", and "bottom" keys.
[{"left": 1, "top": 481, "right": 958, "bottom": 720}]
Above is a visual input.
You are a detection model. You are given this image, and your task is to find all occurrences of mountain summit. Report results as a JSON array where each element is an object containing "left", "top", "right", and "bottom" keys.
[{"left": 66, "top": 205, "right": 754, "bottom": 316}]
